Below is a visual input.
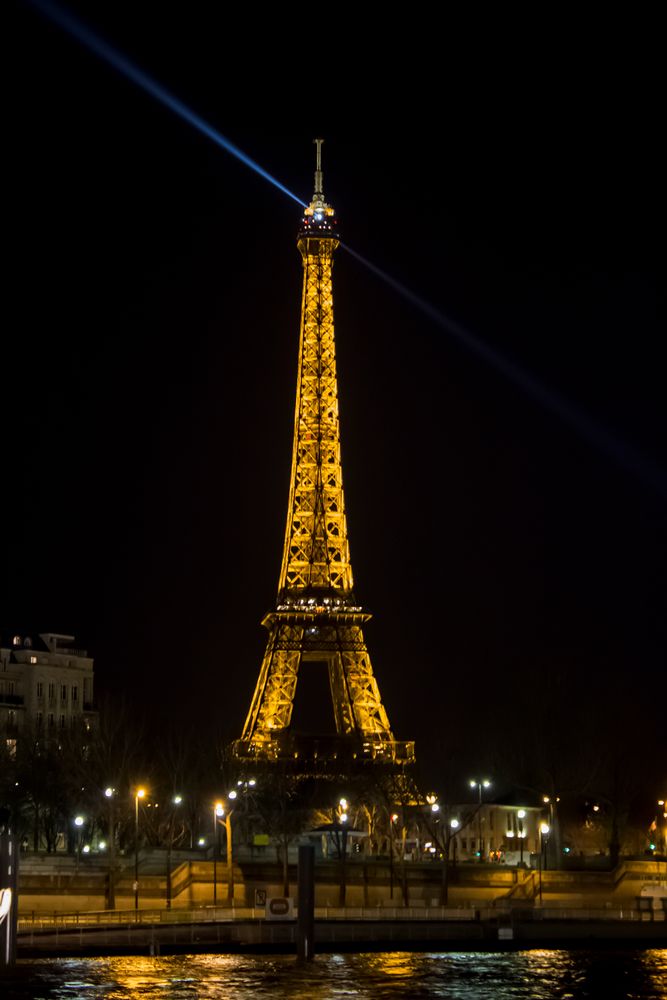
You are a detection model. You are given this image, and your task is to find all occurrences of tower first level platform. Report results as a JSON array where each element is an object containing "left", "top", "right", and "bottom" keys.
[{"left": 233, "top": 142, "right": 414, "bottom": 771}]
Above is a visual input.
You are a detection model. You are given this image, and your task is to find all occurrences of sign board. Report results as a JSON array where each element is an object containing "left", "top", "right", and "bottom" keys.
[
  {"left": 254, "top": 888, "right": 267, "bottom": 908},
  {"left": 266, "top": 896, "right": 294, "bottom": 920},
  {"left": 253, "top": 834, "right": 270, "bottom": 847}
]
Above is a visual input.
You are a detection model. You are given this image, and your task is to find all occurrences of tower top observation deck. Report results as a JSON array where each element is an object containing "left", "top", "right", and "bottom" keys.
[{"left": 298, "top": 138, "right": 339, "bottom": 240}]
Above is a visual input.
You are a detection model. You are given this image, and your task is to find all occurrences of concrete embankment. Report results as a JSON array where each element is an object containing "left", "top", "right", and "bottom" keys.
[{"left": 16, "top": 913, "right": 667, "bottom": 957}]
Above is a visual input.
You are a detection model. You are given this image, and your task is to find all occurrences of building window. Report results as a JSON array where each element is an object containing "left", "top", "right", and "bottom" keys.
[
  {"left": 47, "top": 713, "right": 54, "bottom": 729},
  {"left": 12, "top": 635, "right": 21, "bottom": 646},
  {"left": 61, "top": 684, "right": 67, "bottom": 702},
  {"left": 6, "top": 738, "right": 17, "bottom": 758},
  {"left": 7, "top": 681, "right": 14, "bottom": 696},
  {"left": 72, "top": 685, "right": 78, "bottom": 703},
  {"left": 30, "top": 655, "right": 37, "bottom": 664},
  {"left": 59, "top": 715, "right": 66, "bottom": 729},
  {"left": 7, "top": 710, "right": 15, "bottom": 727},
  {"left": 37, "top": 682, "right": 43, "bottom": 698},
  {"left": 48, "top": 683, "right": 56, "bottom": 701},
  {"left": 36, "top": 712, "right": 43, "bottom": 730}
]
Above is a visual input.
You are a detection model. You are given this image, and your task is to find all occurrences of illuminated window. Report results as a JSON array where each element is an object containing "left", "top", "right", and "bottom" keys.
[
  {"left": 12, "top": 635, "right": 21, "bottom": 646},
  {"left": 6, "top": 738, "right": 17, "bottom": 758},
  {"left": 30, "top": 656, "right": 37, "bottom": 665}
]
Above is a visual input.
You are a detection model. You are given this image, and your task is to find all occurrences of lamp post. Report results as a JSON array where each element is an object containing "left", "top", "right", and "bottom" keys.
[
  {"left": 73, "top": 815, "right": 84, "bottom": 868},
  {"left": 538, "top": 822, "right": 550, "bottom": 902},
  {"left": 470, "top": 779, "right": 491, "bottom": 862},
  {"left": 389, "top": 813, "right": 398, "bottom": 900},
  {"left": 212, "top": 800, "right": 223, "bottom": 906},
  {"left": 166, "top": 795, "right": 182, "bottom": 910},
  {"left": 134, "top": 787, "right": 146, "bottom": 912},
  {"left": 337, "top": 798, "right": 349, "bottom": 907},
  {"left": 517, "top": 809, "right": 526, "bottom": 868},
  {"left": 224, "top": 792, "right": 236, "bottom": 904},
  {"left": 104, "top": 787, "right": 116, "bottom": 909}
]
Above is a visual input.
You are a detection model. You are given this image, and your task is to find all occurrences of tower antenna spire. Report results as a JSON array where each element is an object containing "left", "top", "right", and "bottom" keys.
[{"left": 314, "top": 137, "right": 324, "bottom": 198}]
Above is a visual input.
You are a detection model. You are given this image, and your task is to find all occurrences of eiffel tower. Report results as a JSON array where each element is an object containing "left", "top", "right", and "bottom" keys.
[{"left": 233, "top": 141, "right": 414, "bottom": 773}]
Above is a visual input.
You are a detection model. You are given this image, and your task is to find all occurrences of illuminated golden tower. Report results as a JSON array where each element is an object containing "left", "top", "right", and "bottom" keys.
[{"left": 234, "top": 141, "right": 414, "bottom": 769}]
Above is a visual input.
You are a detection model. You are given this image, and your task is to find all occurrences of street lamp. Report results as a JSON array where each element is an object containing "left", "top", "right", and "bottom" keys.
[
  {"left": 538, "top": 822, "right": 550, "bottom": 902},
  {"left": 389, "top": 813, "right": 398, "bottom": 899},
  {"left": 517, "top": 809, "right": 527, "bottom": 867},
  {"left": 73, "top": 815, "right": 84, "bottom": 866},
  {"left": 213, "top": 801, "right": 223, "bottom": 906},
  {"left": 104, "top": 787, "right": 117, "bottom": 910},
  {"left": 166, "top": 794, "right": 183, "bottom": 910},
  {"left": 134, "top": 787, "right": 146, "bottom": 912},
  {"left": 470, "top": 779, "right": 491, "bottom": 862}
]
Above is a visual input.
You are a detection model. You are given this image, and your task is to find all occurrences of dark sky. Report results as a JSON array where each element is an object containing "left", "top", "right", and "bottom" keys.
[{"left": 6, "top": 5, "right": 665, "bottom": 787}]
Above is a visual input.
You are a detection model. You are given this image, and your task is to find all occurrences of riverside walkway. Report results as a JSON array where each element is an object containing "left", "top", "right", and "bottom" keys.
[{"left": 16, "top": 902, "right": 666, "bottom": 956}]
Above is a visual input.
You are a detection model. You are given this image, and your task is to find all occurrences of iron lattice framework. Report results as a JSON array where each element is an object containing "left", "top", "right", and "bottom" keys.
[{"left": 234, "top": 142, "right": 414, "bottom": 771}]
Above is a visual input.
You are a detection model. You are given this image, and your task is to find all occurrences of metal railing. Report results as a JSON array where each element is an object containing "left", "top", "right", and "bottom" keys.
[{"left": 17, "top": 901, "right": 664, "bottom": 933}]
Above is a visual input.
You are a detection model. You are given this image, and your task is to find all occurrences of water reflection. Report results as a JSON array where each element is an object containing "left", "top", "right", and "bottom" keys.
[{"left": 5, "top": 949, "right": 667, "bottom": 999}]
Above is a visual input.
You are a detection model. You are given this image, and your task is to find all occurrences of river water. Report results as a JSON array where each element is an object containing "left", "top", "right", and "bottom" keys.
[{"left": 3, "top": 950, "right": 667, "bottom": 999}]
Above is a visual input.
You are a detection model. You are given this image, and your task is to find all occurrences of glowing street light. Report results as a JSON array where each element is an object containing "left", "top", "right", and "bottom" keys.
[
  {"left": 538, "top": 822, "right": 550, "bottom": 902},
  {"left": 213, "top": 800, "right": 224, "bottom": 905},
  {"left": 166, "top": 794, "right": 183, "bottom": 910},
  {"left": 470, "top": 779, "right": 491, "bottom": 862},
  {"left": 134, "top": 787, "right": 146, "bottom": 912},
  {"left": 73, "top": 814, "right": 84, "bottom": 864}
]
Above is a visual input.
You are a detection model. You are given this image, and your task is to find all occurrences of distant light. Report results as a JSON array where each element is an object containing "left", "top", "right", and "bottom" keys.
[
  {"left": 469, "top": 781, "right": 477, "bottom": 788},
  {"left": 506, "top": 831, "right": 515, "bottom": 838},
  {"left": 173, "top": 795, "right": 183, "bottom": 805},
  {"left": 228, "top": 791, "right": 237, "bottom": 800},
  {"left": 339, "top": 798, "right": 348, "bottom": 809},
  {"left": 517, "top": 810, "right": 526, "bottom": 819},
  {"left": 98, "top": 841, "right": 106, "bottom": 850},
  {"left": 391, "top": 814, "right": 399, "bottom": 823},
  {"left": 540, "top": 823, "right": 550, "bottom": 835},
  {"left": 74, "top": 816, "right": 84, "bottom": 827},
  {"left": 82, "top": 845, "right": 90, "bottom": 854},
  {"left": 431, "top": 803, "right": 440, "bottom": 813},
  {"left": 104, "top": 787, "right": 114, "bottom": 798},
  {"left": 592, "top": 804, "right": 600, "bottom": 812},
  {"left": 136, "top": 788, "right": 146, "bottom": 799},
  {"left": 198, "top": 838, "right": 206, "bottom": 846},
  {"left": 483, "top": 780, "right": 491, "bottom": 789},
  {"left": 450, "top": 818, "right": 460, "bottom": 830},
  {"left": 340, "top": 813, "right": 348, "bottom": 824},
  {"left": 563, "top": 847, "right": 571, "bottom": 853},
  {"left": 249, "top": 779, "right": 256, "bottom": 787},
  {"left": 215, "top": 801, "right": 224, "bottom": 817}
]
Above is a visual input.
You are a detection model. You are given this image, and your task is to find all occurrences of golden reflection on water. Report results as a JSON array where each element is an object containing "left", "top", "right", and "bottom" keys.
[
  {"left": 22, "top": 948, "right": 667, "bottom": 999},
  {"left": 643, "top": 949, "right": 667, "bottom": 994},
  {"left": 356, "top": 951, "right": 424, "bottom": 977}
]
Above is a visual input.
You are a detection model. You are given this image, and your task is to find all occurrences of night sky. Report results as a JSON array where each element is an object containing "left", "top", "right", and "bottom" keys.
[{"left": 6, "top": 5, "right": 665, "bottom": 791}]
